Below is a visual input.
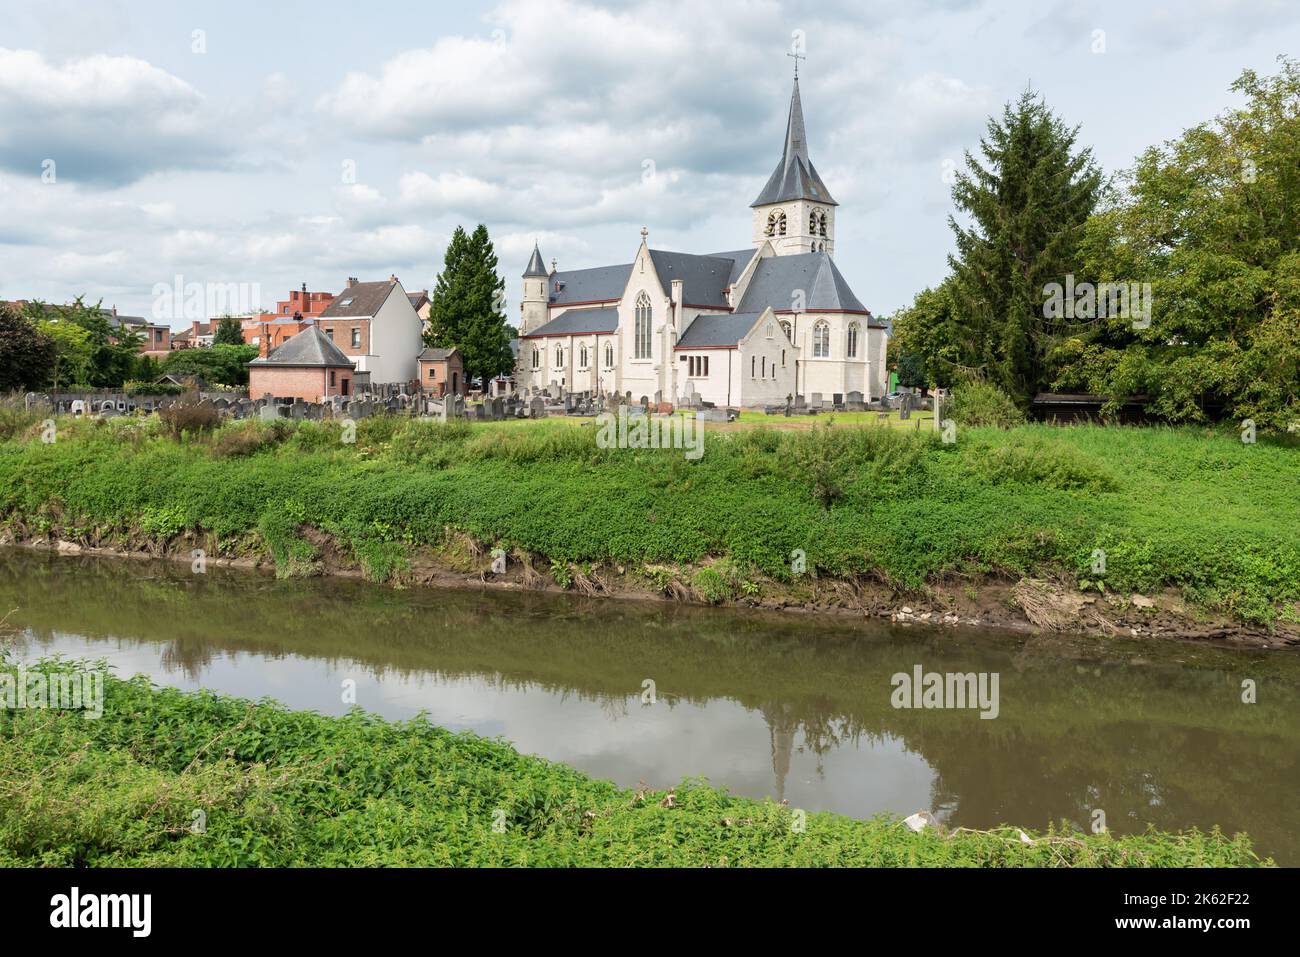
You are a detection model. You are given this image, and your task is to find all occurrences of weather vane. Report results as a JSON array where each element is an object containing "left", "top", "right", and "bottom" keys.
[{"left": 787, "top": 49, "right": 805, "bottom": 78}]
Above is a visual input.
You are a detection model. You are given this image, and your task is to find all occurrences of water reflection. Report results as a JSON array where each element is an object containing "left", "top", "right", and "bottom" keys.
[{"left": 2, "top": 550, "right": 1297, "bottom": 863}]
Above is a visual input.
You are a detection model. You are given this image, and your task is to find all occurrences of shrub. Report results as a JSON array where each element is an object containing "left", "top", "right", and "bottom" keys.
[
  {"left": 947, "top": 381, "right": 1025, "bottom": 428},
  {"left": 157, "top": 393, "right": 221, "bottom": 439},
  {"left": 211, "top": 420, "right": 291, "bottom": 458},
  {"left": 0, "top": 395, "right": 42, "bottom": 441}
]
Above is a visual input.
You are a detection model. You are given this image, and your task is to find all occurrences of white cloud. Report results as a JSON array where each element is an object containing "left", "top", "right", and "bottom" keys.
[{"left": 0, "top": 48, "right": 232, "bottom": 185}]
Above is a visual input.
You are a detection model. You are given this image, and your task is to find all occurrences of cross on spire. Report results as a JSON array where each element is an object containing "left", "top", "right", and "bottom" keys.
[{"left": 787, "top": 49, "right": 805, "bottom": 79}]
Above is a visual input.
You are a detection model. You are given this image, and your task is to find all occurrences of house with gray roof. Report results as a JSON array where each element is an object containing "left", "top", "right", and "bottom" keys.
[
  {"left": 315, "top": 275, "right": 424, "bottom": 384},
  {"left": 515, "top": 77, "right": 886, "bottom": 408},
  {"left": 247, "top": 324, "right": 356, "bottom": 401}
]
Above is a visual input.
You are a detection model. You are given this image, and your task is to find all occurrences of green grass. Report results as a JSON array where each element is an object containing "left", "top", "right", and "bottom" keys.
[
  {"left": 0, "top": 661, "right": 1268, "bottom": 867},
  {"left": 1, "top": 413, "right": 1298, "bottom": 624}
]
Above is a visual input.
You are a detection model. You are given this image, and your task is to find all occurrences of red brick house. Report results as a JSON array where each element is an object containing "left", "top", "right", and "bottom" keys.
[
  {"left": 247, "top": 325, "right": 355, "bottom": 401},
  {"left": 417, "top": 347, "right": 465, "bottom": 397}
]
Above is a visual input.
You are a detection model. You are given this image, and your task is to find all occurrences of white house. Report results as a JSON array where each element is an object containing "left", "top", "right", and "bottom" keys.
[
  {"left": 515, "top": 76, "right": 887, "bottom": 408},
  {"left": 315, "top": 276, "right": 424, "bottom": 384}
]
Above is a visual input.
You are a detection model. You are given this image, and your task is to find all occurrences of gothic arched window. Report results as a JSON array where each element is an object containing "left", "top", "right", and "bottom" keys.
[
  {"left": 777, "top": 211, "right": 787, "bottom": 236},
  {"left": 555, "top": 345, "right": 564, "bottom": 367},
  {"left": 531, "top": 345, "right": 540, "bottom": 369},
  {"left": 847, "top": 321, "right": 859, "bottom": 358},
  {"left": 779, "top": 320, "right": 792, "bottom": 341},
  {"left": 818, "top": 211, "right": 828, "bottom": 237},
  {"left": 765, "top": 211, "right": 777, "bottom": 237},
  {"left": 579, "top": 345, "right": 589, "bottom": 369},
  {"left": 604, "top": 342, "right": 614, "bottom": 368},
  {"left": 813, "top": 320, "right": 830, "bottom": 358},
  {"left": 634, "top": 291, "right": 652, "bottom": 359}
]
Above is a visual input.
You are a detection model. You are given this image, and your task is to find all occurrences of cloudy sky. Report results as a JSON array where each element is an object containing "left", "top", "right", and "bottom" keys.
[{"left": 1, "top": 0, "right": 1296, "bottom": 324}]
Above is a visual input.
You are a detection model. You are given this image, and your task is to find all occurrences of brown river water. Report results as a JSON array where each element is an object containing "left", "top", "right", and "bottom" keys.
[{"left": 2, "top": 549, "right": 1297, "bottom": 863}]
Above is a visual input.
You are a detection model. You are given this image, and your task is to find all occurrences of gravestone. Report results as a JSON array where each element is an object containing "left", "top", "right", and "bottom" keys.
[{"left": 529, "top": 396, "right": 546, "bottom": 418}]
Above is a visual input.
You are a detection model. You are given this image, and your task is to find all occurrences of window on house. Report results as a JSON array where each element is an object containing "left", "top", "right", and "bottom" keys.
[
  {"left": 579, "top": 346, "right": 589, "bottom": 370},
  {"left": 761, "top": 356, "right": 766, "bottom": 377},
  {"left": 555, "top": 345, "right": 564, "bottom": 367},
  {"left": 847, "top": 322, "right": 860, "bottom": 358},
  {"left": 604, "top": 343, "right": 614, "bottom": 368},
  {"left": 329, "top": 370, "right": 336, "bottom": 386},
  {"left": 687, "top": 355, "right": 709, "bottom": 377},
  {"left": 351, "top": 328, "right": 360, "bottom": 348},
  {"left": 634, "top": 291, "right": 652, "bottom": 359},
  {"left": 781, "top": 349, "right": 786, "bottom": 367},
  {"left": 751, "top": 356, "right": 756, "bottom": 378},
  {"left": 813, "top": 320, "right": 830, "bottom": 358},
  {"left": 428, "top": 367, "right": 436, "bottom": 380},
  {"left": 779, "top": 320, "right": 792, "bottom": 340},
  {"left": 531, "top": 346, "right": 540, "bottom": 369},
  {"left": 325, "top": 328, "right": 334, "bottom": 341}
]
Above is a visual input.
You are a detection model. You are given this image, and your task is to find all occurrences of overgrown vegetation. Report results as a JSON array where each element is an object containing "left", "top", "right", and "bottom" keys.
[
  {"left": 1, "top": 414, "right": 1298, "bottom": 625},
  {"left": 0, "top": 661, "right": 1268, "bottom": 867}
]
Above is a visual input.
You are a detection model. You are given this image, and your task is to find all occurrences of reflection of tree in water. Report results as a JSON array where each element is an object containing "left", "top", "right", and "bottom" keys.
[{"left": 3, "top": 550, "right": 1298, "bottom": 862}]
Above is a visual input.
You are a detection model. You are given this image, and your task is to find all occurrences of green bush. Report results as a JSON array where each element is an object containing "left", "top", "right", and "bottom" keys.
[{"left": 947, "top": 381, "right": 1026, "bottom": 428}]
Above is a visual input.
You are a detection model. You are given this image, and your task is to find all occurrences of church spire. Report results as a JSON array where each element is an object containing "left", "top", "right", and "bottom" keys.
[
  {"left": 750, "top": 76, "right": 837, "bottom": 208},
  {"left": 522, "top": 240, "right": 548, "bottom": 278}
]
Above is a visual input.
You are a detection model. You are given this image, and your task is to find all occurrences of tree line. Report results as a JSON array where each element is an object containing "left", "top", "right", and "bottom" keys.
[{"left": 890, "top": 56, "right": 1300, "bottom": 428}]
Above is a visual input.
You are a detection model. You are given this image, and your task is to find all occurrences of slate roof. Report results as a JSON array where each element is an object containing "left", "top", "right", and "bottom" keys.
[
  {"left": 523, "top": 244, "right": 549, "bottom": 278},
  {"left": 647, "top": 250, "right": 736, "bottom": 307},
  {"left": 319, "top": 281, "right": 394, "bottom": 318},
  {"left": 736, "top": 252, "right": 870, "bottom": 316},
  {"left": 418, "top": 347, "right": 459, "bottom": 361},
  {"left": 752, "top": 78, "right": 837, "bottom": 208},
  {"left": 548, "top": 264, "right": 632, "bottom": 305},
  {"left": 675, "top": 312, "right": 763, "bottom": 349},
  {"left": 522, "top": 306, "right": 620, "bottom": 338},
  {"left": 249, "top": 325, "right": 354, "bottom": 367},
  {"left": 706, "top": 248, "right": 759, "bottom": 286}
]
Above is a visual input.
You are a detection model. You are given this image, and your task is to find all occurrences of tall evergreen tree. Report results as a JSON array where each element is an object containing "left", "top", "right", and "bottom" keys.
[
  {"left": 947, "top": 90, "right": 1101, "bottom": 406},
  {"left": 425, "top": 224, "right": 514, "bottom": 388},
  {"left": 213, "top": 316, "right": 244, "bottom": 345}
]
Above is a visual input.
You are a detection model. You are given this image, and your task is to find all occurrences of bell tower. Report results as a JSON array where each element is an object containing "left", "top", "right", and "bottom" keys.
[{"left": 750, "top": 73, "right": 837, "bottom": 257}]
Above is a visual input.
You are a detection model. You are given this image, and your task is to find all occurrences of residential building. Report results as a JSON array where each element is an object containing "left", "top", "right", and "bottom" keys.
[
  {"left": 314, "top": 275, "right": 424, "bottom": 384},
  {"left": 247, "top": 325, "right": 355, "bottom": 401},
  {"left": 417, "top": 347, "right": 465, "bottom": 397}
]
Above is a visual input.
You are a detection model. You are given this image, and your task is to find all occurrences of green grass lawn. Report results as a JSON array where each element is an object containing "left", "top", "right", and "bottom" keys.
[{"left": 0, "top": 412, "right": 1296, "bottom": 624}]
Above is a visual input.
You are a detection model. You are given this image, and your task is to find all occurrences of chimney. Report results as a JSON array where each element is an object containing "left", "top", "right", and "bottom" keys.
[
  {"left": 302, "top": 282, "right": 308, "bottom": 294},
  {"left": 259, "top": 323, "right": 271, "bottom": 358},
  {"left": 347, "top": 277, "right": 358, "bottom": 288},
  {"left": 192, "top": 319, "right": 200, "bottom": 336},
  {"left": 389, "top": 274, "right": 398, "bottom": 284}
]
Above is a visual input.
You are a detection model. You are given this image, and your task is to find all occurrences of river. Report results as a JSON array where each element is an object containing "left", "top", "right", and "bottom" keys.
[{"left": 2, "top": 549, "right": 1296, "bottom": 863}]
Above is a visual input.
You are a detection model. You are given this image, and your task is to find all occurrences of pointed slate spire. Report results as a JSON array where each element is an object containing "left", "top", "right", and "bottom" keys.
[
  {"left": 751, "top": 77, "right": 837, "bottom": 208},
  {"left": 523, "top": 242, "right": 548, "bottom": 278}
]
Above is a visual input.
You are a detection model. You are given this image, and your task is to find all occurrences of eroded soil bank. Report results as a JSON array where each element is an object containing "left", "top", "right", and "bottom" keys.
[{"left": 10, "top": 529, "right": 1296, "bottom": 651}]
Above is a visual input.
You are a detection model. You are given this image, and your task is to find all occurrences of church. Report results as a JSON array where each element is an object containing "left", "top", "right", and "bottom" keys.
[{"left": 516, "top": 77, "right": 886, "bottom": 409}]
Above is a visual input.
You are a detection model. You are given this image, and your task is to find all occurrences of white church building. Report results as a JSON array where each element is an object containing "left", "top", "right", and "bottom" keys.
[{"left": 516, "top": 77, "right": 887, "bottom": 409}]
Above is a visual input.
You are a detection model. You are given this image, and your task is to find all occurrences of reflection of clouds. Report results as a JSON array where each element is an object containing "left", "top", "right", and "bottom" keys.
[{"left": 22, "top": 629, "right": 935, "bottom": 818}]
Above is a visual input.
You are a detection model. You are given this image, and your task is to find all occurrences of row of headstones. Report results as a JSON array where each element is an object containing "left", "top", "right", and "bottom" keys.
[{"left": 763, "top": 391, "right": 869, "bottom": 416}]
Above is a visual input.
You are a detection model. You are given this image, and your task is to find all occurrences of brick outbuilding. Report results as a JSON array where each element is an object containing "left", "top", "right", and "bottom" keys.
[{"left": 247, "top": 325, "right": 355, "bottom": 402}]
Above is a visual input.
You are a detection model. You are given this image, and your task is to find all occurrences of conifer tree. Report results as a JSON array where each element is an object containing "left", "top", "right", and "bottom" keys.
[
  {"left": 947, "top": 90, "right": 1101, "bottom": 406},
  {"left": 426, "top": 224, "right": 515, "bottom": 388}
]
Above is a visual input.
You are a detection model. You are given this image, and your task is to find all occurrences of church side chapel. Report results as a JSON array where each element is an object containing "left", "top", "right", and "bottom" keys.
[{"left": 516, "top": 73, "right": 887, "bottom": 410}]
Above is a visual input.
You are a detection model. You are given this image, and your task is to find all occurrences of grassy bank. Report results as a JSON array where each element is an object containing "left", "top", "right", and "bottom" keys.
[
  {"left": 0, "top": 661, "right": 1268, "bottom": 866},
  {"left": 0, "top": 412, "right": 1298, "bottom": 626}
]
